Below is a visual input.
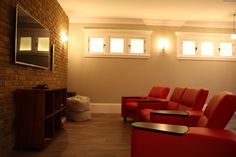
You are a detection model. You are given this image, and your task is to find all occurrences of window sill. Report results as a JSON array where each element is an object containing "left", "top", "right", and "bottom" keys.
[
  {"left": 84, "top": 53, "right": 150, "bottom": 59},
  {"left": 177, "top": 55, "right": 236, "bottom": 62}
]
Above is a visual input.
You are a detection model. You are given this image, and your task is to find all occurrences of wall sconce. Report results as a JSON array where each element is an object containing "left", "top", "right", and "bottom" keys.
[
  {"left": 231, "top": 14, "right": 236, "bottom": 40},
  {"left": 61, "top": 32, "right": 69, "bottom": 43},
  {"left": 158, "top": 38, "right": 169, "bottom": 52}
]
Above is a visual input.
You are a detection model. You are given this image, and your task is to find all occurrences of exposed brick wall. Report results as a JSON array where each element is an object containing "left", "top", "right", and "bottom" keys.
[{"left": 0, "top": 0, "right": 68, "bottom": 156}]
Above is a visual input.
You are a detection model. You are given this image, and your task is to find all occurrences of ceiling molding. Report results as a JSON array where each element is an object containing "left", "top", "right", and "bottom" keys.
[{"left": 69, "top": 17, "right": 232, "bottom": 28}]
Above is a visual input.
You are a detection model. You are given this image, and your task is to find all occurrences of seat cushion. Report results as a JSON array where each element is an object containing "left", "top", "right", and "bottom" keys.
[
  {"left": 180, "top": 88, "right": 200, "bottom": 108},
  {"left": 125, "top": 102, "right": 138, "bottom": 111},
  {"left": 167, "top": 101, "right": 179, "bottom": 110},
  {"left": 177, "top": 104, "right": 193, "bottom": 111}
]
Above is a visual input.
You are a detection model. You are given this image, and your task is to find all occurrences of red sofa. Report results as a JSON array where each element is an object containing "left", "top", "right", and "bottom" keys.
[
  {"left": 150, "top": 91, "right": 236, "bottom": 129},
  {"left": 131, "top": 122, "right": 236, "bottom": 157},
  {"left": 140, "top": 87, "right": 209, "bottom": 121},
  {"left": 121, "top": 86, "right": 170, "bottom": 121}
]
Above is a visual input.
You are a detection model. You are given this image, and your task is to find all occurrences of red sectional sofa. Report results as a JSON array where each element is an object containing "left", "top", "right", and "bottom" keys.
[
  {"left": 131, "top": 91, "right": 236, "bottom": 157},
  {"left": 150, "top": 91, "right": 236, "bottom": 129},
  {"left": 121, "top": 86, "right": 170, "bottom": 121},
  {"left": 140, "top": 87, "right": 209, "bottom": 121}
]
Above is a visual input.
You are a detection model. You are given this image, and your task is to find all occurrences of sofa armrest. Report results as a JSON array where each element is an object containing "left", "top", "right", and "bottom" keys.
[
  {"left": 122, "top": 96, "right": 144, "bottom": 99},
  {"left": 132, "top": 122, "right": 188, "bottom": 135},
  {"left": 122, "top": 96, "right": 148, "bottom": 104},
  {"left": 150, "top": 110, "right": 202, "bottom": 126},
  {"left": 137, "top": 100, "right": 168, "bottom": 110},
  {"left": 151, "top": 110, "right": 189, "bottom": 117},
  {"left": 131, "top": 126, "right": 236, "bottom": 157},
  {"left": 137, "top": 99, "right": 161, "bottom": 102}
]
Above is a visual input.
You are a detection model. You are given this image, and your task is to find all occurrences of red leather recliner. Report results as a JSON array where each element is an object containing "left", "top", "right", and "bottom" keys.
[
  {"left": 131, "top": 122, "right": 236, "bottom": 157},
  {"left": 121, "top": 86, "right": 170, "bottom": 121},
  {"left": 150, "top": 91, "right": 236, "bottom": 129},
  {"left": 140, "top": 87, "right": 209, "bottom": 121}
]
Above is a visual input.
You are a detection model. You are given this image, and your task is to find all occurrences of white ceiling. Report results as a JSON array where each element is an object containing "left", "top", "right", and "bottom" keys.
[{"left": 58, "top": 0, "right": 236, "bottom": 26}]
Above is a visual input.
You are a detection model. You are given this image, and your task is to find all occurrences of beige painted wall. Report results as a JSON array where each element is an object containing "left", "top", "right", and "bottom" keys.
[{"left": 67, "top": 23, "right": 236, "bottom": 103}]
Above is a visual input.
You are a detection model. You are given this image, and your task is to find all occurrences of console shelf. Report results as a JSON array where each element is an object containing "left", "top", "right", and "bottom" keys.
[{"left": 14, "top": 88, "right": 67, "bottom": 149}]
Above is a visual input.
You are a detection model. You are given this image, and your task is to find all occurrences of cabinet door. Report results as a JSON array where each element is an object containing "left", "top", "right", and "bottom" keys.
[{"left": 15, "top": 90, "right": 45, "bottom": 149}]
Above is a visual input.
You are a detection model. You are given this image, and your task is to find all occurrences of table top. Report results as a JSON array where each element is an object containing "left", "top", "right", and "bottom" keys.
[
  {"left": 151, "top": 110, "right": 189, "bottom": 117},
  {"left": 132, "top": 122, "right": 188, "bottom": 135}
]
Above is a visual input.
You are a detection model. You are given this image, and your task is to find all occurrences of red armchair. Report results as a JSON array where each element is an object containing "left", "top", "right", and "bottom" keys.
[
  {"left": 131, "top": 122, "right": 236, "bottom": 157},
  {"left": 140, "top": 87, "right": 208, "bottom": 121},
  {"left": 121, "top": 86, "right": 170, "bottom": 121},
  {"left": 150, "top": 91, "right": 236, "bottom": 129}
]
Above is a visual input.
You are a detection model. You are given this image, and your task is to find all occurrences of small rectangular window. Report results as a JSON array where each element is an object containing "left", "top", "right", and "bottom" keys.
[
  {"left": 110, "top": 38, "right": 124, "bottom": 53},
  {"left": 176, "top": 32, "right": 236, "bottom": 61},
  {"left": 38, "top": 37, "right": 49, "bottom": 52},
  {"left": 182, "top": 40, "right": 196, "bottom": 55},
  {"left": 89, "top": 37, "right": 104, "bottom": 53},
  {"left": 219, "top": 42, "right": 233, "bottom": 56},
  {"left": 19, "top": 37, "right": 32, "bottom": 51},
  {"left": 130, "top": 39, "right": 144, "bottom": 54},
  {"left": 201, "top": 41, "right": 214, "bottom": 56}
]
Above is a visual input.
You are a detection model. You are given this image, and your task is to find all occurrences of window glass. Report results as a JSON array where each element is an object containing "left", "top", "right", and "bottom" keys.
[
  {"left": 38, "top": 37, "right": 49, "bottom": 52},
  {"left": 182, "top": 40, "right": 196, "bottom": 55},
  {"left": 219, "top": 42, "right": 232, "bottom": 56},
  {"left": 89, "top": 37, "right": 104, "bottom": 53},
  {"left": 110, "top": 38, "right": 124, "bottom": 53},
  {"left": 130, "top": 39, "right": 144, "bottom": 53},
  {"left": 201, "top": 41, "right": 214, "bottom": 56},
  {"left": 19, "top": 37, "right": 32, "bottom": 51}
]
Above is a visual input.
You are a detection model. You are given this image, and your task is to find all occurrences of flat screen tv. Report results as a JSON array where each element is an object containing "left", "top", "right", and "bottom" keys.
[{"left": 15, "top": 5, "right": 50, "bottom": 69}]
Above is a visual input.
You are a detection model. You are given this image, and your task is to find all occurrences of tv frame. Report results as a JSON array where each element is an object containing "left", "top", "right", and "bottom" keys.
[{"left": 14, "top": 4, "right": 51, "bottom": 69}]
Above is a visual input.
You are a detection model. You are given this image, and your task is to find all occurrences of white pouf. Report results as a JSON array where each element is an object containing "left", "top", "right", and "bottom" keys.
[
  {"left": 66, "top": 110, "right": 91, "bottom": 122},
  {"left": 66, "top": 95, "right": 91, "bottom": 121}
]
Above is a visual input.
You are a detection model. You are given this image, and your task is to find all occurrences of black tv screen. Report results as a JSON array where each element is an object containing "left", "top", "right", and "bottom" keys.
[{"left": 15, "top": 5, "right": 50, "bottom": 69}]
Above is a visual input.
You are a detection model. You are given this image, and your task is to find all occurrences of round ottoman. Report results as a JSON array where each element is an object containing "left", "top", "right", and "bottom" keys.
[{"left": 66, "top": 95, "right": 91, "bottom": 121}]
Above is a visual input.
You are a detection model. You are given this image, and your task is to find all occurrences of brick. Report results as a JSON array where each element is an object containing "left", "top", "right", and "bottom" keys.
[{"left": 0, "top": 0, "right": 69, "bottom": 155}]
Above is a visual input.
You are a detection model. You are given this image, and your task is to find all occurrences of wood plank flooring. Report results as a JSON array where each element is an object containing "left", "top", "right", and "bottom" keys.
[
  {"left": 8, "top": 113, "right": 236, "bottom": 157},
  {"left": 8, "top": 114, "right": 132, "bottom": 157}
]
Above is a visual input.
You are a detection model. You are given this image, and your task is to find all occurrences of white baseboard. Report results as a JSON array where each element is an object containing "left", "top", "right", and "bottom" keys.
[{"left": 90, "top": 103, "right": 121, "bottom": 113}]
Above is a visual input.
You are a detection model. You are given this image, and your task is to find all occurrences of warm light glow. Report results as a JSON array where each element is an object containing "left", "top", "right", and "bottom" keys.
[
  {"left": 219, "top": 42, "right": 232, "bottom": 56},
  {"left": 158, "top": 39, "right": 169, "bottom": 52},
  {"left": 182, "top": 40, "right": 196, "bottom": 55},
  {"left": 38, "top": 37, "right": 49, "bottom": 52},
  {"left": 89, "top": 37, "right": 104, "bottom": 53},
  {"left": 231, "top": 34, "right": 236, "bottom": 40},
  {"left": 19, "top": 37, "right": 32, "bottom": 51},
  {"left": 201, "top": 41, "right": 214, "bottom": 56},
  {"left": 110, "top": 38, "right": 124, "bottom": 53},
  {"left": 130, "top": 39, "right": 144, "bottom": 53},
  {"left": 61, "top": 32, "right": 69, "bottom": 43}
]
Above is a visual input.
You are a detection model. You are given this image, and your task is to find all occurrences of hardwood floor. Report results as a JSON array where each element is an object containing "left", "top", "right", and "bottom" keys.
[
  {"left": 8, "top": 114, "right": 132, "bottom": 157},
  {"left": 8, "top": 113, "right": 236, "bottom": 157}
]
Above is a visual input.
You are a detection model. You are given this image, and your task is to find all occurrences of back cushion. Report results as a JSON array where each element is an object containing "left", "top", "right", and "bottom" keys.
[
  {"left": 180, "top": 88, "right": 200, "bottom": 108},
  {"left": 148, "top": 86, "right": 170, "bottom": 99},
  {"left": 169, "top": 87, "right": 186, "bottom": 102},
  {"left": 203, "top": 92, "right": 236, "bottom": 129}
]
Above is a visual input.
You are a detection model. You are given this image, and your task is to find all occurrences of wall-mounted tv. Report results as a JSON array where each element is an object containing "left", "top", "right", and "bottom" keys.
[{"left": 15, "top": 5, "right": 50, "bottom": 69}]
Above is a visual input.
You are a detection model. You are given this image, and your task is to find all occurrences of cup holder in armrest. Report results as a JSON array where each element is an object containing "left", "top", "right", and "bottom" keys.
[{"left": 132, "top": 122, "right": 188, "bottom": 135}]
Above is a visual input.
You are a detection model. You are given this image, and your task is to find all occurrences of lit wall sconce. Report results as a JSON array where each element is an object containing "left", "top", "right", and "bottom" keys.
[
  {"left": 157, "top": 38, "right": 169, "bottom": 52},
  {"left": 61, "top": 32, "right": 69, "bottom": 43}
]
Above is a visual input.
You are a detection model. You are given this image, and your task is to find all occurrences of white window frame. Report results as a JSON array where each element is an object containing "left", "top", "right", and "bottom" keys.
[
  {"left": 176, "top": 32, "right": 236, "bottom": 61},
  {"left": 83, "top": 28, "right": 152, "bottom": 58}
]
